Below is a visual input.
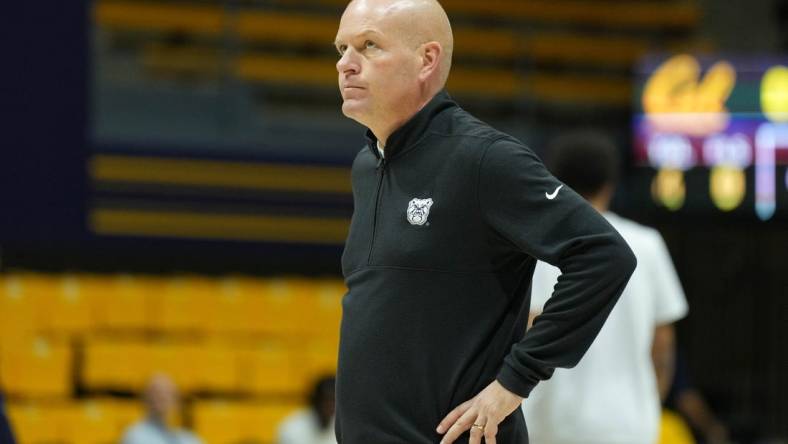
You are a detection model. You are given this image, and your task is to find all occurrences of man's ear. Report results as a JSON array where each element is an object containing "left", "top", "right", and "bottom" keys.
[{"left": 419, "top": 41, "right": 442, "bottom": 81}]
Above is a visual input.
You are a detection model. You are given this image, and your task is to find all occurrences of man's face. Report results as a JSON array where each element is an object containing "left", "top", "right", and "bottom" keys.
[
  {"left": 146, "top": 377, "right": 178, "bottom": 420},
  {"left": 335, "top": 1, "right": 421, "bottom": 128}
]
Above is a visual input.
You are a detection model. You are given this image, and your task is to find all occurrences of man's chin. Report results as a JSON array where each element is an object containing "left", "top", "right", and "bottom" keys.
[{"left": 341, "top": 101, "right": 368, "bottom": 122}]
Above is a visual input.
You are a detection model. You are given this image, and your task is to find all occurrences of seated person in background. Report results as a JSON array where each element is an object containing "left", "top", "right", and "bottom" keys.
[
  {"left": 122, "top": 373, "right": 202, "bottom": 444},
  {"left": 664, "top": 351, "right": 730, "bottom": 444},
  {"left": 0, "top": 392, "right": 15, "bottom": 444},
  {"left": 277, "top": 375, "right": 336, "bottom": 444},
  {"left": 522, "top": 131, "right": 689, "bottom": 444}
]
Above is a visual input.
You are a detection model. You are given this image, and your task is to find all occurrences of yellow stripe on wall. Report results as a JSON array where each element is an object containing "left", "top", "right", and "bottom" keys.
[
  {"left": 90, "top": 209, "right": 350, "bottom": 244},
  {"left": 90, "top": 155, "right": 351, "bottom": 194}
]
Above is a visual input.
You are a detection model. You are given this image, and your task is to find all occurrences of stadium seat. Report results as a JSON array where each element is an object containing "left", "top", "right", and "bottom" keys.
[
  {"left": 273, "top": 0, "right": 700, "bottom": 29},
  {"left": 300, "top": 279, "right": 344, "bottom": 337},
  {"left": 236, "top": 11, "right": 337, "bottom": 45},
  {"left": 7, "top": 399, "right": 142, "bottom": 444},
  {"left": 0, "top": 273, "right": 95, "bottom": 336},
  {"left": 42, "top": 275, "right": 95, "bottom": 335},
  {"left": 202, "top": 277, "right": 249, "bottom": 335},
  {"left": 82, "top": 337, "right": 151, "bottom": 392},
  {"left": 83, "top": 336, "right": 241, "bottom": 394},
  {"left": 0, "top": 337, "right": 72, "bottom": 399},
  {"left": 0, "top": 274, "right": 49, "bottom": 340},
  {"left": 193, "top": 401, "right": 301, "bottom": 444},
  {"left": 94, "top": 1, "right": 224, "bottom": 35},
  {"left": 238, "top": 342, "right": 303, "bottom": 396},
  {"left": 453, "top": 28, "right": 521, "bottom": 59},
  {"left": 89, "top": 275, "right": 156, "bottom": 331},
  {"left": 5, "top": 402, "right": 65, "bottom": 444},
  {"left": 658, "top": 408, "right": 697, "bottom": 444},
  {"left": 59, "top": 399, "right": 143, "bottom": 444},
  {"left": 189, "top": 342, "right": 240, "bottom": 393},
  {"left": 243, "top": 278, "right": 314, "bottom": 336},
  {"left": 298, "top": 339, "right": 339, "bottom": 386},
  {"left": 142, "top": 43, "right": 223, "bottom": 81},
  {"left": 527, "top": 73, "right": 631, "bottom": 106},
  {"left": 524, "top": 33, "right": 651, "bottom": 67},
  {"left": 150, "top": 276, "right": 212, "bottom": 333}
]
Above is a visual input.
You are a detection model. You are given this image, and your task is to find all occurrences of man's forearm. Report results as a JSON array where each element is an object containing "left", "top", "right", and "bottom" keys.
[{"left": 651, "top": 323, "right": 676, "bottom": 402}]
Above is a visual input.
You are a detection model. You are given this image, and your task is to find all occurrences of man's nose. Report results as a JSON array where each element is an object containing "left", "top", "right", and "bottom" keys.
[{"left": 336, "top": 49, "right": 360, "bottom": 76}]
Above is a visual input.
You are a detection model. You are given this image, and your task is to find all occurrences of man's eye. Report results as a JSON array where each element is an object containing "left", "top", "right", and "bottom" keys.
[{"left": 365, "top": 40, "right": 377, "bottom": 49}]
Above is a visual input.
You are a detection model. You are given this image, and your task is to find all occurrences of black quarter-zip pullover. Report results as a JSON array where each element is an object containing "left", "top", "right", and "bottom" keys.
[{"left": 336, "top": 91, "right": 636, "bottom": 444}]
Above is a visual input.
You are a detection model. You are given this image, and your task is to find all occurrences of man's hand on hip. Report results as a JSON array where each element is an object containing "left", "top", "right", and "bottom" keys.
[{"left": 436, "top": 380, "right": 524, "bottom": 444}]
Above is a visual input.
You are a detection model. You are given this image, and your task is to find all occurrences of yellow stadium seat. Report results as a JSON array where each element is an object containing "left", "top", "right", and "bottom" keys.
[
  {"left": 0, "top": 337, "right": 72, "bottom": 399},
  {"left": 83, "top": 337, "right": 150, "bottom": 392},
  {"left": 5, "top": 402, "right": 66, "bottom": 443},
  {"left": 107, "top": 398, "right": 144, "bottom": 432},
  {"left": 147, "top": 341, "right": 202, "bottom": 392},
  {"left": 202, "top": 277, "right": 250, "bottom": 335},
  {"left": 0, "top": 273, "right": 97, "bottom": 337},
  {"left": 7, "top": 399, "right": 141, "bottom": 444},
  {"left": 0, "top": 274, "right": 48, "bottom": 340},
  {"left": 192, "top": 401, "right": 250, "bottom": 444},
  {"left": 453, "top": 28, "right": 520, "bottom": 59},
  {"left": 242, "top": 278, "right": 314, "bottom": 336},
  {"left": 659, "top": 408, "right": 697, "bottom": 444},
  {"left": 83, "top": 336, "right": 239, "bottom": 395},
  {"left": 150, "top": 277, "right": 206, "bottom": 333},
  {"left": 95, "top": 1, "right": 224, "bottom": 35},
  {"left": 190, "top": 342, "right": 240, "bottom": 393},
  {"left": 60, "top": 399, "right": 143, "bottom": 444},
  {"left": 238, "top": 342, "right": 302, "bottom": 396},
  {"left": 42, "top": 275, "right": 95, "bottom": 335},
  {"left": 193, "top": 401, "right": 301, "bottom": 444},
  {"left": 301, "top": 279, "right": 344, "bottom": 337},
  {"left": 306, "top": 340, "right": 339, "bottom": 382},
  {"left": 89, "top": 275, "right": 157, "bottom": 331}
]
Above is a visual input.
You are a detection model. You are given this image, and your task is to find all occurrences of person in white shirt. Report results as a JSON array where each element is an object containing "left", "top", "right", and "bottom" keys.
[
  {"left": 121, "top": 374, "right": 202, "bottom": 444},
  {"left": 277, "top": 375, "right": 336, "bottom": 444},
  {"left": 522, "top": 131, "right": 689, "bottom": 444}
]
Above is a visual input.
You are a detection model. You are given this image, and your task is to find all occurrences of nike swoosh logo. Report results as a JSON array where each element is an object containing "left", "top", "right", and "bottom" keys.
[{"left": 546, "top": 185, "right": 563, "bottom": 200}]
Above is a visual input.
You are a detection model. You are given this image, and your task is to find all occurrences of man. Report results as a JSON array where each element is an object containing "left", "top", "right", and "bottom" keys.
[
  {"left": 334, "top": 1, "right": 637, "bottom": 443},
  {"left": 522, "top": 131, "right": 689, "bottom": 444},
  {"left": 277, "top": 375, "right": 337, "bottom": 444},
  {"left": 121, "top": 374, "right": 202, "bottom": 444}
]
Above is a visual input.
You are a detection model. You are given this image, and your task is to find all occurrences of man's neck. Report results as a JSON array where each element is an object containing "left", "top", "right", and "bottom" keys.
[{"left": 369, "top": 90, "right": 438, "bottom": 147}]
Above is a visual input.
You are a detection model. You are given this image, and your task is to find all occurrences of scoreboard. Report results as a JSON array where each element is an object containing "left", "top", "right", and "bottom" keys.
[{"left": 633, "top": 54, "right": 788, "bottom": 221}]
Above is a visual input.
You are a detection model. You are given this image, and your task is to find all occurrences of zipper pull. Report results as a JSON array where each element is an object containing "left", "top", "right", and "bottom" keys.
[{"left": 376, "top": 157, "right": 386, "bottom": 170}]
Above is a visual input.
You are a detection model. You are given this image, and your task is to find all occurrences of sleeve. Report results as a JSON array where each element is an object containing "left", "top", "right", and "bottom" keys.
[
  {"left": 477, "top": 138, "right": 637, "bottom": 398},
  {"left": 646, "top": 230, "right": 689, "bottom": 324}
]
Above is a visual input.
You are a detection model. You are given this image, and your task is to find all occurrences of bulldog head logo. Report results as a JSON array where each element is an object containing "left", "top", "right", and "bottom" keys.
[{"left": 406, "top": 198, "right": 433, "bottom": 226}]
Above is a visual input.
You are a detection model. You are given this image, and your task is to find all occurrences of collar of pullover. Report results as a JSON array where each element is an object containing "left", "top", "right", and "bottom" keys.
[{"left": 364, "top": 90, "right": 457, "bottom": 161}]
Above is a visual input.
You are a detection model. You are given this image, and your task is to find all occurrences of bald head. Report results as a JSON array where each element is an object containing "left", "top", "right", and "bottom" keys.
[
  {"left": 335, "top": 0, "right": 454, "bottom": 143},
  {"left": 144, "top": 374, "right": 178, "bottom": 423},
  {"left": 348, "top": 0, "right": 454, "bottom": 87}
]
